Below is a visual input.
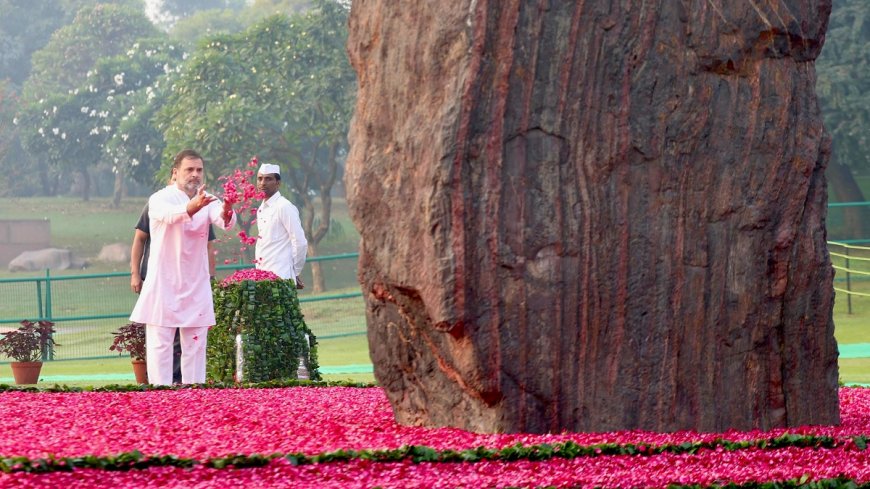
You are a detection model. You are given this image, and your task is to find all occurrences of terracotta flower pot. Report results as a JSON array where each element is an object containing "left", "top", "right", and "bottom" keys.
[
  {"left": 131, "top": 359, "right": 148, "bottom": 384},
  {"left": 10, "top": 361, "right": 43, "bottom": 385}
]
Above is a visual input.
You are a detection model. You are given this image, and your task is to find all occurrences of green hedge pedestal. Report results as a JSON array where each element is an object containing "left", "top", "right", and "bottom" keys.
[{"left": 208, "top": 277, "right": 320, "bottom": 383}]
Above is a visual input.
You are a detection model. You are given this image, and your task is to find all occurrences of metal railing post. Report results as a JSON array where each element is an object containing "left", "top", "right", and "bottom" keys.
[
  {"left": 36, "top": 279, "right": 44, "bottom": 322},
  {"left": 844, "top": 246, "right": 852, "bottom": 315},
  {"left": 44, "top": 269, "right": 54, "bottom": 361}
]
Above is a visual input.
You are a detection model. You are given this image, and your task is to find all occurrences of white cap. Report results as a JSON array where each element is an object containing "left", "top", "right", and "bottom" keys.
[{"left": 258, "top": 163, "right": 280, "bottom": 175}]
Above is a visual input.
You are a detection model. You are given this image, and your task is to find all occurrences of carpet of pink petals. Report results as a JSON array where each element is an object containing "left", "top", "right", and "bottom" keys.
[
  {"left": 3, "top": 447, "right": 870, "bottom": 489},
  {"left": 1, "top": 386, "right": 869, "bottom": 488}
]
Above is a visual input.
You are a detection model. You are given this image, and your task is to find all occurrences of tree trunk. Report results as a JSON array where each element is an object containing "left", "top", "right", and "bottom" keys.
[
  {"left": 827, "top": 161, "right": 870, "bottom": 240},
  {"left": 112, "top": 170, "right": 124, "bottom": 208},
  {"left": 50, "top": 169, "right": 60, "bottom": 196},
  {"left": 297, "top": 141, "right": 339, "bottom": 293},
  {"left": 308, "top": 242, "right": 325, "bottom": 293},
  {"left": 79, "top": 168, "right": 90, "bottom": 202},
  {"left": 38, "top": 165, "right": 52, "bottom": 196},
  {"left": 346, "top": 0, "right": 839, "bottom": 433}
]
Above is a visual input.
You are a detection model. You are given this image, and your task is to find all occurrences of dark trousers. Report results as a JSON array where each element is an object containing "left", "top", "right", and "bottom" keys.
[{"left": 172, "top": 329, "right": 182, "bottom": 383}]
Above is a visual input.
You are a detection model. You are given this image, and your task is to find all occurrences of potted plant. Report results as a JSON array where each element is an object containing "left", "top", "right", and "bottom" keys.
[
  {"left": 110, "top": 322, "right": 147, "bottom": 384},
  {"left": 0, "top": 320, "right": 58, "bottom": 384}
]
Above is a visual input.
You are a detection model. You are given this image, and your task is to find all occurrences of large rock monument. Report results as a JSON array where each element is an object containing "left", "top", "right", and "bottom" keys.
[{"left": 345, "top": 0, "right": 839, "bottom": 433}]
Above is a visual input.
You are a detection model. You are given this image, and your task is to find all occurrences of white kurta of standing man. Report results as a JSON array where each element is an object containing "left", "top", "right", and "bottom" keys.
[
  {"left": 130, "top": 185, "right": 237, "bottom": 327},
  {"left": 255, "top": 191, "right": 308, "bottom": 280}
]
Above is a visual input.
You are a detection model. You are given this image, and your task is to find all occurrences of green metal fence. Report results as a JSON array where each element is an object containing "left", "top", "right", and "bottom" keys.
[
  {"left": 830, "top": 241, "right": 870, "bottom": 316},
  {"left": 2, "top": 202, "right": 869, "bottom": 363},
  {"left": 828, "top": 201, "right": 870, "bottom": 316},
  {"left": 828, "top": 201, "right": 870, "bottom": 244},
  {"left": 0, "top": 253, "right": 365, "bottom": 362}
]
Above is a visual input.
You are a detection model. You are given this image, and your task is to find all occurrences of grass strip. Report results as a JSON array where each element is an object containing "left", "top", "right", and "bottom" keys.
[
  {"left": 0, "top": 378, "right": 378, "bottom": 393},
  {"left": 1, "top": 434, "right": 868, "bottom": 474}
]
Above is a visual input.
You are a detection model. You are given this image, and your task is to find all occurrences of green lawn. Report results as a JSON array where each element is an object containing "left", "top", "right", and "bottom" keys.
[
  {"left": 829, "top": 174, "right": 870, "bottom": 202},
  {"left": 1, "top": 332, "right": 374, "bottom": 387},
  {"left": 839, "top": 359, "right": 870, "bottom": 385},
  {"left": 856, "top": 175, "right": 870, "bottom": 198},
  {"left": 0, "top": 197, "right": 148, "bottom": 267},
  {"left": 830, "top": 242, "right": 870, "bottom": 355},
  {"left": 833, "top": 293, "right": 870, "bottom": 345}
]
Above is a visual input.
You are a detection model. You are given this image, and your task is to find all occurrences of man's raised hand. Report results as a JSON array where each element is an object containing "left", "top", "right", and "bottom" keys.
[
  {"left": 187, "top": 184, "right": 217, "bottom": 216},
  {"left": 222, "top": 199, "right": 234, "bottom": 227}
]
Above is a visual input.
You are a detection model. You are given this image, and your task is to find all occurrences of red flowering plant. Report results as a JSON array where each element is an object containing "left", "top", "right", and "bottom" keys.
[
  {"left": 215, "top": 156, "right": 264, "bottom": 266},
  {"left": 108, "top": 322, "right": 146, "bottom": 361},
  {"left": 0, "top": 320, "right": 58, "bottom": 362}
]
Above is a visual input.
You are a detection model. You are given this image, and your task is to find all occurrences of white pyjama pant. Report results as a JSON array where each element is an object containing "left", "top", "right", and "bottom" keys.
[{"left": 145, "top": 324, "right": 209, "bottom": 385}]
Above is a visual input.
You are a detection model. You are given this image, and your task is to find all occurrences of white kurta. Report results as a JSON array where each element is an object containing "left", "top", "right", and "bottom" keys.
[
  {"left": 254, "top": 191, "right": 307, "bottom": 280},
  {"left": 130, "top": 185, "right": 236, "bottom": 328}
]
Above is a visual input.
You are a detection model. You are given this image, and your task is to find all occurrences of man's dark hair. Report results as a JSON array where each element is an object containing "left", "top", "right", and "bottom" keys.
[{"left": 173, "top": 149, "right": 203, "bottom": 169}]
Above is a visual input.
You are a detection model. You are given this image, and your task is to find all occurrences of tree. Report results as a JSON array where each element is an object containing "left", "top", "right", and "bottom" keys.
[
  {"left": 0, "top": 0, "right": 144, "bottom": 85},
  {"left": 25, "top": 3, "right": 160, "bottom": 101},
  {"left": 102, "top": 39, "right": 187, "bottom": 203},
  {"left": 17, "top": 3, "right": 162, "bottom": 199},
  {"left": 0, "top": 0, "right": 70, "bottom": 86},
  {"left": 248, "top": 0, "right": 313, "bottom": 17},
  {"left": 167, "top": 8, "right": 249, "bottom": 48},
  {"left": 18, "top": 38, "right": 184, "bottom": 203},
  {"left": 157, "top": 1, "right": 355, "bottom": 292},
  {"left": 18, "top": 92, "right": 107, "bottom": 200},
  {"left": 162, "top": 0, "right": 245, "bottom": 16},
  {"left": 816, "top": 0, "right": 870, "bottom": 239},
  {"left": 0, "top": 81, "right": 15, "bottom": 163},
  {"left": 149, "top": 0, "right": 246, "bottom": 30},
  {"left": 166, "top": 0, "right": 314, "bottom": 49},
  {"left": 0, "top": 0, "right": 146, "bottom": 197}
]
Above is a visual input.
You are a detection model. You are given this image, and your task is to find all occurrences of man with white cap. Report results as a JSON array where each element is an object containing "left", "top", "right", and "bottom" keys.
[{"left": 255, "top": 163, "right": 308, "bottom": 288}]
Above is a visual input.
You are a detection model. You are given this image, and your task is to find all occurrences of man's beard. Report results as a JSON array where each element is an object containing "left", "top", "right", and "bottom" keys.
[{"left": 182, "top": 179, "right": 201, "bottom": 195}]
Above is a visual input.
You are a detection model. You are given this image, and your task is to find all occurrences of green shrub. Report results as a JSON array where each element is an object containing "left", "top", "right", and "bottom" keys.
[{"left": 208, "top": 277, "right": 320, "bottom": 383}]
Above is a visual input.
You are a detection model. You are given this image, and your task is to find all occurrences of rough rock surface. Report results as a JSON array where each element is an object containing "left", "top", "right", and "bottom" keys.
[
  {"left": 8, "top": 248, "right": 88, "bottom": 272},
  {"left": 346, "top": 0, "right": 839, "bottom": 433},
  {"left": 97, "top": 243, "right": 131, "bottom": 263}
]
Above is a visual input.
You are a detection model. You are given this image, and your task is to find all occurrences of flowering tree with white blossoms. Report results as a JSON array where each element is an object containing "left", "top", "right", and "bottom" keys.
[
  {"left": 16, "top": 3, "right": 165, "bottom": 200},
  {"left": 18, "top": 38, "right": 185, "bottom": 204},
  {"left": 101, "top": 40, "right": 187, "bottom": 203}
]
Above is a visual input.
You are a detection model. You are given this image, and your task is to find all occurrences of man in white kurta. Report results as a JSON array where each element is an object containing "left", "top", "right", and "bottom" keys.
[
  {"left": 130, "top": 150, "right": 236, "bottom": 385},
  {"left": 254, "top": 163, "right": 308, "bottom": 286}
]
